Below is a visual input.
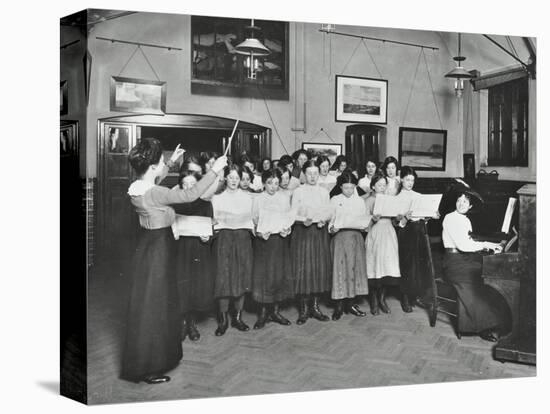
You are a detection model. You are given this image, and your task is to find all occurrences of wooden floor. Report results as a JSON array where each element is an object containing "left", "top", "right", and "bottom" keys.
[{"left": 87, "top": 261, "right": 535, "bottom": 405}]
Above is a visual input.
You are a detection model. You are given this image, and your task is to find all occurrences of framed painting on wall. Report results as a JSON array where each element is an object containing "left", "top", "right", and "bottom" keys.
[
  {"left": 110, "top": 76, "right": 166, "bottom": 114},
  {"left": 335, "top": 75, "right": 388, "bottom": 124},
  {"left": 398, "top": 127, "right": 447, "bottom": 171},
  {"left": 302, "top": 142, "right": 342, "bottom": 164}
]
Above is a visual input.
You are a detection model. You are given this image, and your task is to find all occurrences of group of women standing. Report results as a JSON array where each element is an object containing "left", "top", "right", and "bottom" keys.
[{"left": 121, "top": 139, "right": 510, "bottom": 385}]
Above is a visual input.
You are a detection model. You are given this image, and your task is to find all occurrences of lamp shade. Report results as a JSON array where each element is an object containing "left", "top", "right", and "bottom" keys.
[
  {"left": 445, "top": 66, "right": 474, "bottom": 79},
  {"left": 235, "top": 38, "right": 270, "bottom": 56}
]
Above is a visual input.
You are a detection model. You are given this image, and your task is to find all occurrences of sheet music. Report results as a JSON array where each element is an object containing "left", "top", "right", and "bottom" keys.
[
  {"left": 256, "top": 209, "right": 295, "bottom": 234},
  {"left": 333, "top": 214, "right": 372, "bottom": 230},
  {"left": 172, "top": 215, "right": 213, "bottom": 239},
  {"left": 372, "top": 194, "right": 411, "bottom": 217},
  {"left": 410, "top": 194, "right": 443, "bottom": 218},
  {"left": 214, "top": 211, "right": 254, "bottom": 231},
  {"left": 501, "top": 197, "right": 517, "bottom": 233}
]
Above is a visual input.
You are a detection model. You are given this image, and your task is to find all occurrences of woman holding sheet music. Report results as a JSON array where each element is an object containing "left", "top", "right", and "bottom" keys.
[
  {"left": 172, "top": 168, "right": 216, "bottom": 342},
  {"left": 290, "top": 159, "right": 333, "bottom": 324},
  {"left": 395, "top": 166, "right": 439, "bottom": 313},
  {"left": 251, "top": 168, "right": 294, "bottom": 329},
  {"left": 211, "top": 164, "right": 254, "bottom": 336},
  {"left": 328, "top": 171, "right": 369, "bottom": 320},
  {"left": 364, "top": 172, "right": 401, "bottom": 315}
]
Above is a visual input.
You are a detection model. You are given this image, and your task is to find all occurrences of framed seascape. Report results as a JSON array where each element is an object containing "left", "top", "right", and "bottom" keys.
[
  {"left": 398, "top": 127, "right": 447, "bottom": 171},
  {"left": 335, "top": 75, "right": 388, "bottom": 124}
]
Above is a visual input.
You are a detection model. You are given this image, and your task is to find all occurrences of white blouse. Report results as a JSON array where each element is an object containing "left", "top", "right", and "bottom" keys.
[{"left": 442, "top": 211, "right": 485, "bottom": 252}]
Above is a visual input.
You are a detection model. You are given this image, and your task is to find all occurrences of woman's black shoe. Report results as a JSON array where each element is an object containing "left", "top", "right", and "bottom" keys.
[
  {"left": 187, "top": 316, "right": 200, "bottom": 341},
  {"left": 181, "top": 318, "right": 189, "bottom": 341},
  {"left": 254, "top": 306, "right": 268, "bottom": 330},
  {"left": 479, "top": 329, "right": 499, "bottom": 342},
  {"left": 310, "top": 296, "right": 330, "bottom": 321},
  {"left": 269, "top": 305, "right": 291, "bottom": 325},
  {"left": 215, "top": 311, "right": 228, "bottom": 336},
  {"left": 143, "top": 375, "right": 170, "bottom": 384},
  {"left": 296, "top": 296, "right": 309, "bottom": 325},
  {"left": 345, "top": 302, "right": 367, "bottom": 317},
  {"left": 369, "top": 289, "right": 379, "bottom": 315},
  {"left": 231, "top": 310, "right": 250, "bottom": 331},
  {"left": 378, "top": 286, "right": 391, "bottom": 314},
  {"left": 400, "top": 294, "right": 413, "bottom": 313},
  {"left": 332, "top": 300, "right": 344, "bottom": 320}
]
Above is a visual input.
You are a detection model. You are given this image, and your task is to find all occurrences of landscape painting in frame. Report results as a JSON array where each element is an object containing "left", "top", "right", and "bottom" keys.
[
  {"left": 302, "top": 142, "right": 342, "bottom": 164},
  {"left": 398, "top": 127, "right": 447, "bottom": 171},
  {"left": 335, "top": 75, "right": 388, "bottom": 124},
  {"left": 110, "top": 76, "right": 166, "bottom": 114}
]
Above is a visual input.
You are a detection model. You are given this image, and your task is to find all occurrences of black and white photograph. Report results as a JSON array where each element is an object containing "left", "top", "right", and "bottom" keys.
[
  {"left": 398, "top": 127, "right": 447, "bottom": 171},
  {"left": 42, "top": 1, "right": 548, "bottom": 412},
  {"left": 335, "top": 75, "right": 388, "bottom": 124},
  {"left": 110, "top": 76, "right": 167, "bottom": 114}
]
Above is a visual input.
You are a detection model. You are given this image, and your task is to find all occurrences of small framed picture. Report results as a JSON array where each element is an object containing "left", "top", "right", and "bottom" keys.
[
  {"left": 60, "top": 80, "right": 68, "bottom": 115},
  {"left": 60, "top": 122, "right": 78, "bottom": 157},
  {"left": 335, "top": 75, "right": 388, "bottom": 124},
  {"left": 110, "top": 76, "right": 167, "bottom": 114},
  {"left": 398, "top": 127, "right": 447, "bottom": 171},
  {"left": 302, "top": 142, "right": 342, "bottom": 164}
]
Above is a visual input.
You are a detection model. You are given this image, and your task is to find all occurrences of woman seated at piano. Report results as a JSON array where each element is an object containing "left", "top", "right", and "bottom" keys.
[{"left": 441, "top": 189, "right": 511, "bottom": 342}]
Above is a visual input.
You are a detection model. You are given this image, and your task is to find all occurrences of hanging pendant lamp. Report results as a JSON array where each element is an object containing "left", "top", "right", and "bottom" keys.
[
  {"left": 235, "top": 19, "right": 271, "bottom": 79},
  {"left": 445, "top": 33, "right": 473, "bottom": 98}
]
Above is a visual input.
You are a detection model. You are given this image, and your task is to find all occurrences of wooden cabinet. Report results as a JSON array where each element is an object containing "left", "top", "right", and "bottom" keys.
[{"left": 345, "top": 125, "right": 385, "bottom": 174}]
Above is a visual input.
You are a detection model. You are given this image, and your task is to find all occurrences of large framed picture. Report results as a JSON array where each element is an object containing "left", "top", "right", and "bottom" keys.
[
  {"left": 302, "top": 142, "right": 342, "bottom": 164},
  {"left": 398, "top": 127, "right": 447, "bottom": 171},
  {"left": 335, "top": 75, "right": 388, "bottom": 124},
  {"left": 110, "top": 76, "right": 166, "bottom": 114},
  {"left": 60, "top": 80, "right": 68, "bottom": 115}
]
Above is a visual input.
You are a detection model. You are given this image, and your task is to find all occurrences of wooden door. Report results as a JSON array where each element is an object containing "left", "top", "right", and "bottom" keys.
[
  {"left": 98, "top": 122, "right": 138, "bottom": 271},
  {"left": 345, "top": 125, "right": 383, "bottom": 176}
]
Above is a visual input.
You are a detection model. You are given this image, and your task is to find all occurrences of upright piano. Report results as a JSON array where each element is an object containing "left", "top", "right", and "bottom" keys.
[{"left": 481, "top": 184, "right": 536, "bottom": 364}]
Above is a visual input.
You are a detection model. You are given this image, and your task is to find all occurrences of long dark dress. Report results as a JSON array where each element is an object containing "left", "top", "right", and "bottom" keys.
[
  {"left": 173, "top": 199, "right": 215, "bottom": 314},
  {"left": 398, "top": 220, "right": 433, "bottom": 300},
  {"left": 443, "top": 252, "right": 511, "bottom": 333},
  {"left": 252, "top": 191, "right": 294, "bottom": 303},
  {"left": 290, "top": 185, "right": 332, "bottom": 295},
  {"left": 120, "top": 228, "right": 182, "bottom": 381}
]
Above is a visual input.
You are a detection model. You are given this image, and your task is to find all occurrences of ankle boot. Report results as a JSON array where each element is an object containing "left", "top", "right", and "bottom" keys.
[
  {"left": 332, "top": 299, "right": 344, "bottom": 320},
  {"left": 181, "top": 316, "right": 189, "bottom": 341},
  {"left": 400, "top": 293, "right": 413, "bottom": 313},
  {"left": 296, "top": 296, "right": 309, "bottom": 325},
  {"left": 310, "top": 296, "right": 330, "bottom": 321},
  {"left": 369, "top": 288, "right": 379, "bottom": 316},
  {"left": 215, "top": 311, "right": 228, "bottom": 336},
  {"left": 378, "top": 286, "right": 390, "bottom": 314},
  {"left": 231, "top": 310, "right": 250, "bottom": 331},
  {"left": 254, "top": 306, "right": 268, "bottom": 330},
  {"left": 187, "top": 314, "right": 200, "bottom": 341},
  {"left": 269, "top": 304, "right": 291, "bottom": 325},
  {"left": 344, "top": 299, "right": 367, "bottom": 317}
]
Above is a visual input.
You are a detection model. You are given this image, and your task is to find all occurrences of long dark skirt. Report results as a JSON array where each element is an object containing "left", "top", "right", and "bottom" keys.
[
  {"left": 120, "top": 227, "right": 182, "bottom": 382},
  {"left": 442, "top": 252, "right": 511, "bottom": 334},
  {"left": 175, "top": 236, "right": 215, "bottom": 314},
  {"left": 398, "top": 221, "right": 434, "bottom": 299},
  {"left": 330, "top": 230, "right": 369, "bottom": 299},
  {"left": 290, "top": 223, "right": 332, "bottom": 295},
  {"left": 252, "top": 234, "right": 293, "bottom": 303},
  {"left": 213, "top": 229, "right": 253, "bottom": 298}
]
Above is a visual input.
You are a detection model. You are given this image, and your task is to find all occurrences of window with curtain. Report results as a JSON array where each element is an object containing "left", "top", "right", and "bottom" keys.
[{"left": 487, "top": 77, "right": 528, "bottom": 166}]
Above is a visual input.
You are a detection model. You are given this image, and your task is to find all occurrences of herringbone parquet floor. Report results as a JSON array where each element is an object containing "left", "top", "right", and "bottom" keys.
[{"left": 87, "top": 264, "right": 535, "bottom": 405}]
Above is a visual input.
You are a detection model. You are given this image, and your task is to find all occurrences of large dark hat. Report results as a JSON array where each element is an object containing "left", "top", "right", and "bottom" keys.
[{"left": 439, "top": 178, "right": 484, "bottom": 216}]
